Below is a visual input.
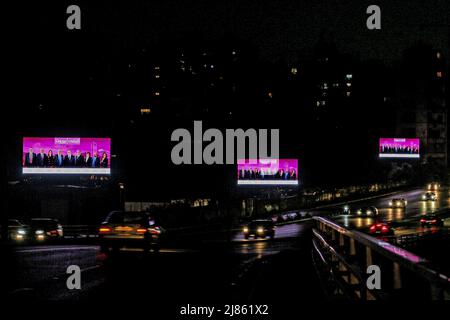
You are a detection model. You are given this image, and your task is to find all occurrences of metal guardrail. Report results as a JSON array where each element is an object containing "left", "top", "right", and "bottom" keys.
[{"left": 312, "top": 216, "right": 450, "bottom": 300}]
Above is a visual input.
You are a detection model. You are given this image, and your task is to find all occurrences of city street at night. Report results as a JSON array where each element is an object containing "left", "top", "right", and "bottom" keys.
[{"left": 2, "top": 0, "right": 450, "bottom": 317}]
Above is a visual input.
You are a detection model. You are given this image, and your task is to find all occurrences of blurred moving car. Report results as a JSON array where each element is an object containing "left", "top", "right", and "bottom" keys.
[
  {"left": 369, "top": 221, "right": 394, "bottom": 236},
  {"left": 388, "top": 198, "right": 407, "bottom": 208},
  {"left": 99, "top": 211, "right": 165, "bottom": 253},
  {"left": 420, "top": 214, "right": 444, "bottom": 227},
  {"left": 422, "top": 192, "right": 437, "bottom": 201},
  {"left": 356, "top": 206, "right": 379, "bottom": 217},
  {"left": 6, "top": 219, "right": 29, "bottom": 242},
  {"left": 30, "top": 218, "right": 63, "bottom": 241},
  {"left": 427, "top": 183, "right": 440, "bottom": 191},
  {"left": 243, "top": 219, "right": 275, "bottom": 240}
]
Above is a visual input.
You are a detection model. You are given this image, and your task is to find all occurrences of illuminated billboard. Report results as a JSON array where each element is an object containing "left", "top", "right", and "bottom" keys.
[
  {"left": 237, "top": 159, "right": 298, "bottom": 185},
  {"left": 22, "top": 137, "right": 111, "bottom": 174},
  {"left": 379, "top": 138, "right": 420, "bottom": 159}
]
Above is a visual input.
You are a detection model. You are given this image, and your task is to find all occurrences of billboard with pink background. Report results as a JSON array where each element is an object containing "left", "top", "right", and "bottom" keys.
[
  {"left": 22, "top": 137, "right": 111, "bottom": 174},
  {"left": 379, "top": 138, "right": 420, "bottom": 158},
  {"left": 237, "top": 159, "right": 298, "bottom": 185}
]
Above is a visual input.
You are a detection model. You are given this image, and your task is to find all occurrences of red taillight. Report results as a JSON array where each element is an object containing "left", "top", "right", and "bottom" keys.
[
  {"left": 99, "top": 227, "right": 112, "bottom": 234},
  {"left": 370, "top": 225, "right": 376, "bottom": 231},
  {"left": 381, "top": 225, "right": 389, "bottom": 233},
  {"left": 149, "top": 227, "right": 161, "bottom": 235},
  {"left": 430, "top": 220, "right": 437, "bottom": 224},
  {"left": 136, "top": 228, "right": 148, "bottom": 234},
  {"left": 376, "top": 223, "right": 382, "bottom": 227},
  {"left": 420, "top": 219, "right": 426, "bottom": 223}
]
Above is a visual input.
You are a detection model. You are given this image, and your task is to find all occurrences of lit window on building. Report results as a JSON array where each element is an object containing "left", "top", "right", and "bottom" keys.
[
  {"left": 155, "top": 74, "right": 160, "bottom": 79},
  {"left": 437, "top": 52, "right": 442, "bottom": 59},
  {"left": 268, "top": 92, "right": 273, "bottom": 98},
  {"left": 346, "top": 91, "right": 351, "bottom": 97},
  {"left": 154, "top": 66, "right": 160, "bottom": 70},
  {"left": 346, "top": 82, "right": 352, "bottom": 87},
  {"left": 346, "top": 74, "right": 353, "bottom": 80},
  {"left": 436, "top": 71, "right": 443, "bottom": 78},
  {"left": 316, "top": 101, "right": 320, "bottom": 107},
  {"left": 232, "top": 51, "right": 237, "bottom": 55},
  {"left": 320, "top": 100, "right": 326, "bottom": 106},
  {"left": 154, "top": 91, "right": 160, "bottom": 96},
  {"left": 140, "top": 108, "right": 151, "bottom": 115},
  {"left": 333, "top": 83, "right": 339, "bottom": 88},
  {"left": 290, "top": 67, "right": 298, "bottom": 75}
]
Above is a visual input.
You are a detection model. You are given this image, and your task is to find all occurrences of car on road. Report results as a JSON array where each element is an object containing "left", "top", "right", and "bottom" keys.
[
  {"left": 427, "top": 183, "right": 440, "bottom": 191},
  {"left": 356, "top": 206, "right": 379, "bottom": 217},
  {"left": 342, "top": 205, "right": 351, "bottom": 215},
  {"left": 420, "top": 214, "right": 444, "bottom": 227},
  {"left": 99, "top": 211, "right": 165, "bottom": 253},
  {"left": 369, "top": 221, "right": 394, "bottom": 236},
  {"left": 3, "top": 219, "right": 29, "bottom": 242},
  {"left": 29, "top": 218, "right": 63, "bottom": 241},
  {"left": 243, "top": 219, "right": 275, "bottom": 240},
  {"left": 388, "top": 198, "right": 407, "bottom": 208},
  {"left": 421, "top": 192, "right": 437, "bottom": 201}
]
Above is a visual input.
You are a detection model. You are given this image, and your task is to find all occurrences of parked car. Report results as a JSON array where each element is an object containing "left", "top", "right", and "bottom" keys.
[
  {"left": 243, "top": 219, "right": 275, "bottom": 240},
  {"left": 29, "top": 218, "right": 63, "bottom": 241},
  {"left": 99, "top": 211, "right": 165, "bottom": 253}
]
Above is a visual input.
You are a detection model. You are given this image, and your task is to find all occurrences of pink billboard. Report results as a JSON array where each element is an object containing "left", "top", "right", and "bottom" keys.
[
  {"left": 379, "top": 138, "right": 420, "bottom": 159},
  {"left": 22, "top": 137, "right": 111, "bottom": 174},
  {"left": 237, "top": 159, "right": 298, "bottom": 185}
]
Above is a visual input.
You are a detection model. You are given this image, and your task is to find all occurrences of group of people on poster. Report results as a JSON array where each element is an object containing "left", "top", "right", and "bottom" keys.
[
  {"left": 24, "top": 148, "right": 109, "bottom": 168},
  {"left": 379, "top": 144, "right": 419, "bottom": 155},
  {"left": 238, "top": 167, "right": 297, "bottom": 181}
]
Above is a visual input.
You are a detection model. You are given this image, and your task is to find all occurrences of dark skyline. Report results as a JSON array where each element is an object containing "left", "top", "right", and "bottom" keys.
[{"left": 15, "top": 0, "right": 450, "bottom": 64}]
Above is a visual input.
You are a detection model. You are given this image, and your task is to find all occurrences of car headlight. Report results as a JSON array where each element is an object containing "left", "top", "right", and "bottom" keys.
[
  {"left": 366, "top": 210, "right": 372, "bottom": 215},
  {"left": 388, "top": 201, "right": 393, "bottom": 206},
  {"left": 17, "top": 229, "right": 27, "bottom": 235},
  {"left": 343, "top": 205, "right": 349, "bottom": 211},
  {"left": 422, "top": 195, "right": 426, "bottom": 200},
  {"left": 35, "top": 230, "right": 44, "bottom": 235},
  {"left": 243, "top": 227, "right": 249, "bottom": 233},
  {"left": 257, "top": 227, "right": 264, "bottom": 233}
]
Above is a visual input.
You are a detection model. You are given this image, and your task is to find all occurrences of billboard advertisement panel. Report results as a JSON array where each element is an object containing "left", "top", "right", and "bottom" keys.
[
  {"left": 22, "top": 137, "right": 111, "bottom": 174},
  {"left": 237, "top": 159, "right": 298, "bottom": 185},
  {"left": 379, "top": 138, "right": 420, "bottom": 158}
]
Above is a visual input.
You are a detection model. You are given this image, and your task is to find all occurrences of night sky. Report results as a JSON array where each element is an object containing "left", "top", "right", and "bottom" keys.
[
  {"left": 13, "top": 0, "right": 449, "bottom": 63},
  {"left": 77, "top": 0, "right": 449, "bottom": 62}
]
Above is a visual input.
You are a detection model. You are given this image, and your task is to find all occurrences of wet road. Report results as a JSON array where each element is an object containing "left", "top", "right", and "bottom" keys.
[
  {"left": 6, "top": 220, "right": 322, "bottom": 305},
  {"left": 5, "top": 187, "right": 450, "bottom": 304}
]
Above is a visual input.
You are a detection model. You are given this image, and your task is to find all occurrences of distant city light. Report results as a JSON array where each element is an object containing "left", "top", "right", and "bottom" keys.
[
  {"left": 154, "top": 91, "right": 160, "bottom": 96},
  {"left": 140, "top": 108, "right": 151, "bottom": 115},
  {"left": 436, "top": 71, "right": 443, "bottom": 78},
  {"left": 290, "top": 67, "right": 298, "bottom": 75},
  {"left": 346, "top": 74, "right": 353, "bottom": 80}
]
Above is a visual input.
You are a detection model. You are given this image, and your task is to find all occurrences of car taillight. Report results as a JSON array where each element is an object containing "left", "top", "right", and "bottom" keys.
[
  {"left": 376, "top": 223, "right": 382, "bottom": 227},
  {"left": 99, "top": 227, "right": 112, "bottom": 234},
  {"left": 420, "top": 219, "right": 426, "bottom": 223},
  {"left": 430, "top": 220, "right": 437, "bottom": 224},
  {"left": 381, "top": 226, "right": 389, "bottom": 233},
  {"left": 136, "top": 228, "right": 148, "bottom": 234},
  {"left": 149, "top": 227, "right": 161, "bottom": 235},
  {"left": 370, "top": 225, "right": 376, "bottom": 232}
]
